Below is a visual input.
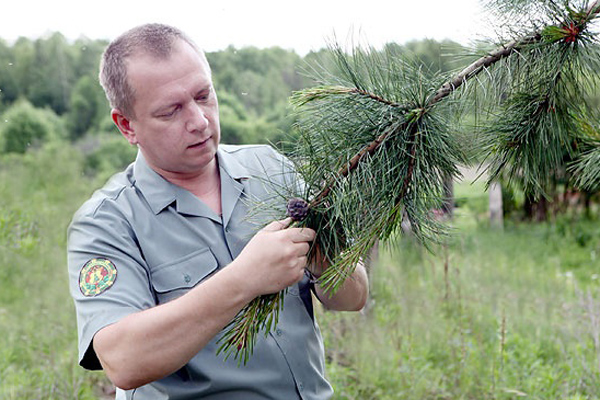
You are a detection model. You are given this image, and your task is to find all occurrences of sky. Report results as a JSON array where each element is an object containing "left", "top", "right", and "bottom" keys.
[{"left": 2, "top": 0, "right": 491, "bottom": 54}]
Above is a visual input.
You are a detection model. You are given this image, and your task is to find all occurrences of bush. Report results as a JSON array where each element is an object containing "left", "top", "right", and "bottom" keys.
[
  {"left": 0, "top": 100, "right": 66, "bottom": 154},
  {"left": 82, "top": 134, "right": 137, "bottom": 179}
]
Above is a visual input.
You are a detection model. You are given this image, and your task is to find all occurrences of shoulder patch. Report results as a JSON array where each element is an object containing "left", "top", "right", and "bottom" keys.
[{"left": 79, "top": 258, "right": 117, "bottom": 297}]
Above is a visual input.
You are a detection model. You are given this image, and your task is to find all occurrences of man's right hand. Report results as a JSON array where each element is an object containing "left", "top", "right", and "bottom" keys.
[{"left": 233, "top": 217, "right": 316, "bottom": 297}]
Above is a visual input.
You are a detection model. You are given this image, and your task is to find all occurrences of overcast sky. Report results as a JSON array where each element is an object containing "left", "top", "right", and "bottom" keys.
[{"left": 2, "top": 0, "right": 491, "bottom": 54}]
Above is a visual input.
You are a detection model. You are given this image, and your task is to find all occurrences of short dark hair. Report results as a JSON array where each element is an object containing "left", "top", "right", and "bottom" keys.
[{"left": 99, "top": 23, "right": 203, "bottom": 118}]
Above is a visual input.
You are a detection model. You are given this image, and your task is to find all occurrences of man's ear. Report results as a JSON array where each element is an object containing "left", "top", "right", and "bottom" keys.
[{"left": 112, "top": 109, "right": 138, "bottom": 145}]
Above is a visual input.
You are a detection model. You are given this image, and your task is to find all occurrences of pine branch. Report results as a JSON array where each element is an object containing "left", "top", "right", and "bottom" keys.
[
  {"left": 309, "top": 19, "right": 564, "bottom": 211},
  {"left": 216, "top": 291, "right": 285, "bottom": 365},
  {"left": 307, "top": 34, "right": 541, "bottom": 213},
  {"left": 219, "top": 0, "right": 600, "bottom": 365},
  {"left": 301, "top": 0, "right": 600, "bottom": 280},
  {"left": 294, "top": 86, "right": 408, "bottom": 109},
  {"left": 429, "top": 34, "right": 542, "bottom": 106},
  {"left": 585, "top": 0, "right": 600, "bottom": 18},
  {"left": 432, "top": 0, "right": 600, "bottom": 105},
  {"left": 310, "top": 115, "right": 409, "bottom": 208}
]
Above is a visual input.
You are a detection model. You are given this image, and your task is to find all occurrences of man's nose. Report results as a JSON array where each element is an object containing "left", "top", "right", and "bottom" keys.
[{"left": 185, "top": 102, "right": 209, "bottom": 133}]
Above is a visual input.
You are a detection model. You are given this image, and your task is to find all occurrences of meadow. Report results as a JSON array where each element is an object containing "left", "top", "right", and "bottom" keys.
[{"left": 2, "top": 144, "right": 600, "bottom": 399}]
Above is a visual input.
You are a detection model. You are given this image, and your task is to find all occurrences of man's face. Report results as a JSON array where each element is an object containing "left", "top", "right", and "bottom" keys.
[{"left": 118, "top": 40, "right": 221, "bottom": 179}]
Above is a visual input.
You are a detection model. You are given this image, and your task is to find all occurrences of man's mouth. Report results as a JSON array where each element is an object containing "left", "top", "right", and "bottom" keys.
[{"left": 188, "top": 137, "right": 210, "bottom": 148}]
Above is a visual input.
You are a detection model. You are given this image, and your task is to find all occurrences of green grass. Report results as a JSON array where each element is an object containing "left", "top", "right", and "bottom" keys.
[
  {"left": 318, "top": 183, "right": 600, "bottom": 399},
  {"left": 3, "top": 145, "right": 600, "bottom": 399},
  {"left": 0, "top": 144, "right": 109, "bottom": 399}
]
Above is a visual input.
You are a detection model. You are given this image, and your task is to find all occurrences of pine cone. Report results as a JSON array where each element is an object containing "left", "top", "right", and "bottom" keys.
[{"left": 286, "top": 197, "right": 309, "bottom": 222}]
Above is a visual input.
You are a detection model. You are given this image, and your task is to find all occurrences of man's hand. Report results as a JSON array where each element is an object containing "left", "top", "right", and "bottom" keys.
[{"left": 233, "top": 218, "right": 316, "bottom": 297}]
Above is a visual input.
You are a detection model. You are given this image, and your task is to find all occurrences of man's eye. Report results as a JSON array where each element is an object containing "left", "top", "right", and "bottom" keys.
[
  {"left": 160, "top": 107, "right": 178, "bottom": 118},
  {"left": 196, "top": 92, "right": 210, "bottom": 102}
]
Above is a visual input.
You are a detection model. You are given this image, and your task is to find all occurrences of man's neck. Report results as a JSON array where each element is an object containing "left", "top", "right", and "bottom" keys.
[{"left": 160, "top": 159, "right": 222, "bottom": 215}]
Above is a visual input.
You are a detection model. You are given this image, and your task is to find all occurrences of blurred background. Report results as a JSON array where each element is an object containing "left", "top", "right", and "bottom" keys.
[{"left": 2, "top": 1, "right": 600, "bottom": 399}]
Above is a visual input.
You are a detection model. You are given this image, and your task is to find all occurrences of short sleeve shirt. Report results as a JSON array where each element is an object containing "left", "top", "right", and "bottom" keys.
[{"left": 67, "top": 144, "right": 333, "bottom": 400}]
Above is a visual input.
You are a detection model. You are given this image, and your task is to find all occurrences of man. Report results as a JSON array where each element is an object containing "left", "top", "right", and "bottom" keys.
[{"left": 67, "top": 23, "right": 369, "bottom": 399}]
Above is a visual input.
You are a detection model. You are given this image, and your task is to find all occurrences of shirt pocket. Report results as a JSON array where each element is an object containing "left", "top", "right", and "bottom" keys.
[{"left": 150, "top": 248, "right": 219, "bottom": 304}]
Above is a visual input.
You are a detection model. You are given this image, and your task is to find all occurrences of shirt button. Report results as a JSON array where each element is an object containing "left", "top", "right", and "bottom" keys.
[
  {"left": 275, "top": 328, "right": 283, "bottom": 336},
  {"left": 183, "top": 274, "right": 191, "bottom": 283},
  {"left": 298, "top": 382, "right": 304, "bottom": 391}
]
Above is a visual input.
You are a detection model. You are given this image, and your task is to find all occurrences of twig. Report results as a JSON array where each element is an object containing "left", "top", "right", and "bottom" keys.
[
  {"left": 427, "top": 33, "right": 541, "bottom": 106},
  {"left": 429, "top": 0, "right": 600, "bottom": 107},
  {"left": 310, "top": 125, "right": 394, "bottom": 207},
  {"left": 352, "top": 88, "right": 407, "bottom": 109}
]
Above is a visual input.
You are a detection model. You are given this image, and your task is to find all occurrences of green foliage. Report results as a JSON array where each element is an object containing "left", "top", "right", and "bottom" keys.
[
  {"left": 290, "top": 43, "right": 469, "bottom": 285},
  {"left": 208, "top": 46, "right": 310, "bottom": 117},
  {"left": 318, "top": 184, "right": 600, "bottom": 399},
  {"left": 67, "top": 75, "right": 108, "bottom": 140},
  {"left": 0, "top": 40, "right": 19, "bottom": 106},
  {"left": 571, "top": 121, "right": 600, "bottom": 190},
  {"left": 217, "top": 90, "right": 286, "bottom": 145},
  {"left": 0, "top": 144, "right": 108, "bottom": 399},
  {"left": 401, "top": 39, "right": 467, "bottom": 74},
  {"left": 481, "top": 90, "right": 580, "bottom": 195},
  {"left": 28, "top": 33, "right": 75, "bottom": 114},
  {"left": 0, "top": 32, "right": 469, "bottom": 152},
  {"left": 479, "top": 21, "right": 600, "bottom": 196},
  {"left": 219, "top": 42, "right": 474, "bottom": 360},
  {"left": 81, "top": 134, "right": 138, "bottom": 181},
  {"left": 466, "top": 0, "right": 600, "bottom": 201},
  {"left": 0, "top": 100, "right": 65, "bottom": 153}
]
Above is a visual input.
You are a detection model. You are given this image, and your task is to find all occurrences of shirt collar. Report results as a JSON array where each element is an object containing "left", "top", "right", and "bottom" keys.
[
  {"left": 133, "top": 151, "right": 177, "bottom": 215},
  {"left": 216, "top": 145, "right": 252, "bottom": 180},
  {"left": 132, "top": 147, "right": 251, "bottom": 217}
]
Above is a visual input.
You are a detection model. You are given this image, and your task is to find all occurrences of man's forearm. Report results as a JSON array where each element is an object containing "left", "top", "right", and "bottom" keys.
[
  {"left": 314, "top": 264, "right": 369, "bottom": 311},
  {"left": 93, "top": 264, "right": 253, "bottom": 390}
]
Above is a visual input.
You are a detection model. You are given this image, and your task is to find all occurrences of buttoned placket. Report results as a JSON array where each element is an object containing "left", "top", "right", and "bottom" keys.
[{"left": 219, "top": 166, "right": 247, "bottom": 262}]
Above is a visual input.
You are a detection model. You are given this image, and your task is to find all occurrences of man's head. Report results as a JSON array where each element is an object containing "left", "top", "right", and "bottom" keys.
[
  {"left": 99, "top": 23, "right": 207, "bottom": 119},
  {"left": 100, "top": 24, "right": 221, "bottom": 181}
]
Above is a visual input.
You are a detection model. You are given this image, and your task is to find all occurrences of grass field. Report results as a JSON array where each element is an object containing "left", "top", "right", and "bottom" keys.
[
  {"left": 320, "top": 181, "right": 600, "bottom": 399},
  {"left": 2, "top": 145, "right": 600, "bottom": 399}
]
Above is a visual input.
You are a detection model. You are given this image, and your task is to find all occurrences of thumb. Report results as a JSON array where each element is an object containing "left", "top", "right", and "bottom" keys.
[{"left": 262, "top": 217, "right": 292, "bottom": 232}]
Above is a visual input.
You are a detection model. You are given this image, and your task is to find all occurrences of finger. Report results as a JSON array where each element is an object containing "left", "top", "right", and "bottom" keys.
[
  {"left": 297, "top": 256, "right": 309, "bottom": 271},
  {"left": 289, "top": 227, "right": 316, "bottom": 243},
  {"left": 262, "top": 217, "right": 292, "bottom": 232},
  {"left": 294, "top": 242, "right": 311, "bottom": 257}
]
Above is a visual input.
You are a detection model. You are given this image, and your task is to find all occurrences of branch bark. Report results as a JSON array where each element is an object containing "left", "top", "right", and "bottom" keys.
[
  {"left": 427, "top": 33, "right": 541, "bottom": 106},
  {"left": 310, "top": 124, "right": 393, "bottom": 207},
  {"left": 429, "top": 0, "right": 600, "bottom": 107}
]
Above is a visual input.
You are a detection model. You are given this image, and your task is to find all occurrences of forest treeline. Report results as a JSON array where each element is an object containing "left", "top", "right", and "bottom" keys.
[
  {"left": 0, "top": 32, "right": 464, "bottom": 176},
  {"left": 3, "top": 32, "right": 600, "bottom": 221}
]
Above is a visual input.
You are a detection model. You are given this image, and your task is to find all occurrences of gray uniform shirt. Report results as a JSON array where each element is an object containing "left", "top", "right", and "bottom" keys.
[{"left": 67, "top": 144, "right": 333, "bottom": 400}]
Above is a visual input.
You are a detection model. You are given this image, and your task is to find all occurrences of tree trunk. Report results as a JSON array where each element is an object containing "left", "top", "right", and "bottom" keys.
[
  {"left": 441, "top": 172, "right": 454, "bottom": 218},
  {"left": 489, "top": 181, "right": 504, "bottom": 229}
]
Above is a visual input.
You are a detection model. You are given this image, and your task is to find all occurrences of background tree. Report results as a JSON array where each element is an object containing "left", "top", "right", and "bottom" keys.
[
  {"left": 0, "top": 40, "right": 18, "bottom": 110},
  {"left": 0, "top": 100, "right": 65, "bottom": 153},
  {"left": 28, "top": 33, "right": 74, "bottom": 115},
  {"left": 67, "top": 75, "right": 107, "bottom": 140}
]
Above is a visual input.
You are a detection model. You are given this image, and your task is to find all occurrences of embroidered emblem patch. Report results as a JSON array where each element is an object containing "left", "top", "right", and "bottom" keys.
[{"left": 79, "top": 258, "right": 117, "bottom": 297}]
